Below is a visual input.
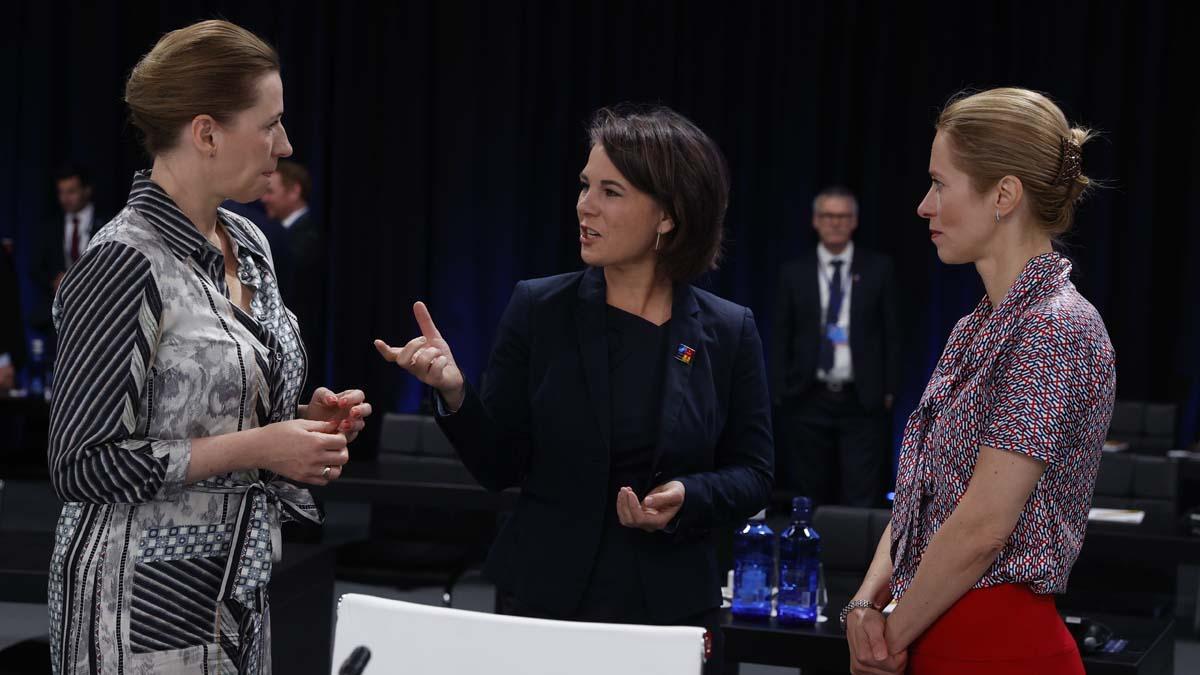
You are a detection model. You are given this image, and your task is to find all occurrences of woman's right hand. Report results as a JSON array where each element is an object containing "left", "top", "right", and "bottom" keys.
[
  {"left": 847, "top": 607, "right": 907, "bottom": 675},
  {"left": 255, "top": 418, "right": 349, "bottom": 485},
  {"left": 374, "top": 301, "right": 465, "bottom": 411}
]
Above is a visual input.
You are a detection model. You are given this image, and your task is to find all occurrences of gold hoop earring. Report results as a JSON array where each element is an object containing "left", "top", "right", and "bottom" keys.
[{"left": 655, "top": 231, "right": 662, "bottom": 251}]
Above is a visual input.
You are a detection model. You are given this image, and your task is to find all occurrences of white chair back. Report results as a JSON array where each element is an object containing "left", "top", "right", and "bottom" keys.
[{"left": 330, "top": 593, "right": 705, "bottom": 675}]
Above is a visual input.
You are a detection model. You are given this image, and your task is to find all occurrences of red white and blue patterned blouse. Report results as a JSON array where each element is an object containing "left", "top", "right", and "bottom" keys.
[{"left": 890, "top": 252, "right": 1116, "bottom": 599}]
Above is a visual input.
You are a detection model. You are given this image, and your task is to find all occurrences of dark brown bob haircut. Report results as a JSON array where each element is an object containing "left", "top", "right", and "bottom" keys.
[{"left": 587, "top": 104, "right": 730, "bottom": 281}]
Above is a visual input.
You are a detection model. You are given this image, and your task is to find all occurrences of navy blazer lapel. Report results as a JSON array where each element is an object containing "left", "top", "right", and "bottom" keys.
[
  {"left": 652, "top": 283, "right": 702, "bottom": 477},
  {"left": 575, "top": 267, "right": 612, "bottom": 452}
]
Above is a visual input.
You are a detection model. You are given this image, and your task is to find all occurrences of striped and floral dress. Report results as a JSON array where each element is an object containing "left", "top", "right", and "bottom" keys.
[{"left": 47, "top": 171, "right": 319, "bottom": 674}]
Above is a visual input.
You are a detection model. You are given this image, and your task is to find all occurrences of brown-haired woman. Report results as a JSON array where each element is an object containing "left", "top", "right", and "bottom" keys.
[
  {"left": 843, "top": 88, "right": 1115, "bottom": 675},
  {"left": 376, "top": 104, "right": 774, "bottom": 673},
  {"left": 48, "top": 20, "right": 371, "bottom": 673}
]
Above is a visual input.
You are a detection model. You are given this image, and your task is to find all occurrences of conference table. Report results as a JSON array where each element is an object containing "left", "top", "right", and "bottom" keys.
[
  {"left": 719, "top": 607, "right": 1174, "bottom": 675},
  {"left": 1083, "top": 515, "right": 1200, "bottom": 566}
]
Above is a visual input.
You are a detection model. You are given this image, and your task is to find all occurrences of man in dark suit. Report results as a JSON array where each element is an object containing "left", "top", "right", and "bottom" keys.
[
  {"left": 31, "top": 164, "right": 102, "bottom": 336},
  {"left": 0, "top": 239, "right": 26, "bottom": 391},
  {"left": 773, "top": 186, "right": 900, "bottom": 507},
  {"left": 260, "top": 160, "right": 326, "bottom": 397}
]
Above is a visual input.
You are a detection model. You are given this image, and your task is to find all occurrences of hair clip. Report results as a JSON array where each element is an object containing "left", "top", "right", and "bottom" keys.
[{"left": 1056, "top": 137, "right": 1082, "bottom": 185}]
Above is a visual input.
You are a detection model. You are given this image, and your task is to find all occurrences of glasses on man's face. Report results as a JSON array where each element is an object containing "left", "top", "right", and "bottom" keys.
[{"left": 816, "top": 212, "right": 855, "bottom": 223}]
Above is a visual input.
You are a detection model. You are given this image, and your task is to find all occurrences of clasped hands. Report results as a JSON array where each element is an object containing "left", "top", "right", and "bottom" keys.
[
  {"left": 299, "top": 387, "right": 371, "bottom": 444},
  {"left": 264, "top": 387, "right": 371, "bottom": 486},
  {"left": 847, "top": 606, "right": 907, "bottom": 675}
]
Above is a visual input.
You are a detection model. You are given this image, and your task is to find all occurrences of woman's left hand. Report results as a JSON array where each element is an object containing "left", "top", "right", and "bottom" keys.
[
  {"left": 616, "top": 481, "right": 685, "bottom": 531},
  {"left": 299, "top": 387, "right": 372, "bottom": 444}
]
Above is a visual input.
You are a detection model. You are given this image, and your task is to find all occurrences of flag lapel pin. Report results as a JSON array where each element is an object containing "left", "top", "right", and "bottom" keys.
[{"left": 674, "top": 343, "right": 696, "bottom": 365}]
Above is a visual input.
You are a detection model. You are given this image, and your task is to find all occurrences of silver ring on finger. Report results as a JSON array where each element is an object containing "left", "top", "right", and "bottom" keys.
[{"left": 322, "top": 466, "right": 332, "bottom": 480}]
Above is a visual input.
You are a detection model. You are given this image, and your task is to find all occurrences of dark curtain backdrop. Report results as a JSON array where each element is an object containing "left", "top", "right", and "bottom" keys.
[{"left": 3, "top": 0, "right": 1197, "bottom": 457}]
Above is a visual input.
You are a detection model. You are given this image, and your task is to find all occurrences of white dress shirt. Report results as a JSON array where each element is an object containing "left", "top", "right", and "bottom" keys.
[
  {"left": 63, "top": 202, "right": 95, "bottom": 266},
  {"left": 816, "top": 241, "right": 854, "bottom": 383},
  {"left": 281, "top": 205, "right": 309, "bottom": 230}
]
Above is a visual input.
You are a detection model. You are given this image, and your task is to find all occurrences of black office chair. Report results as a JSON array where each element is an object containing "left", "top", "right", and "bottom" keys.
[
  {"left": 1109, "top": 400, "right": 1179, "bottom": 455},
  {"left": 335, "top": 414, "right": 495, "bottom": 606},
  {"left": 811, "top": 505, "right": 891, "bottom": 605},
  {"left": 0, "top": 480, "right": 53, "bottom": 675},
  {"left": 1066, "top": 452, "right": 1179, "bottom": 617},
  {"left": 0, "top": 637, "right": 51, "bottom": 675},
  {"left": 1091, "top": 452, "right": 1179, "bottom": 522}
]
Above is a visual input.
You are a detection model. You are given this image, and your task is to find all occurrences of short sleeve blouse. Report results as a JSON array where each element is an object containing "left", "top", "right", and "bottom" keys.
[{"left": 889, "top": 253, "right": 1116, "bottom": 598}]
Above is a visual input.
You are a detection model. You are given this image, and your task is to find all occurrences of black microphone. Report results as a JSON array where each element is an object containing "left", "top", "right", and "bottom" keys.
[{"left": 338, "top": 645, "right": 371, "bottom": 675}]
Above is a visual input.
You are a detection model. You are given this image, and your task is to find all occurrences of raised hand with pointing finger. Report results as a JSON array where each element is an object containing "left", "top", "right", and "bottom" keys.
[{"left": 375, "top": 301, "right": 465, "bottom": 411}]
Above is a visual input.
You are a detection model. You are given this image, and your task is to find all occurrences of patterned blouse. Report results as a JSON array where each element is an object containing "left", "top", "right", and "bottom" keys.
[
  {"left": 47, "top": 171, "right": 318, "bottom": 675},
  {"left": 890, "top": 253, "right": 1115, "bottom": 599}
]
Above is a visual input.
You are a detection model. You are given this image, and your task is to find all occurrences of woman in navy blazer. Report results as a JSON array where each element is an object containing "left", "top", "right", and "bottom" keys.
[{"left": 377, "top": 105, "right": 773, "bottom": 671}]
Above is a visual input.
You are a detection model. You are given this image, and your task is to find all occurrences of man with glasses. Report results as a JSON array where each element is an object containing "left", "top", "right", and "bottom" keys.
[{"left": 772, "top": 186, "right": 900, "bottom": 507}]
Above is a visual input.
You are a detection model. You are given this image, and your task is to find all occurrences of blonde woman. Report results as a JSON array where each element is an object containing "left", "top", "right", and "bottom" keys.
[{"left": 843, "top": 88, "right": 1115, "bottom": 675}]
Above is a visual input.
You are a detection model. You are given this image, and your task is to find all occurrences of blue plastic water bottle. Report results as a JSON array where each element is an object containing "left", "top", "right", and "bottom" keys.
[
  {"left": 777, "top": 496, "right": 822, "bottom": 624},
  {"left": 27, "top": 338, "right": 47, "bottom": 400},
  {"left": 732, "top": 510, "right": 775, "bottom": 619}
]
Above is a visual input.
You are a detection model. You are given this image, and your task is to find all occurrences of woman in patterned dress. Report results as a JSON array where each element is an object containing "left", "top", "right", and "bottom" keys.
[
  {"left": 842, "top": 88, "right": 1116, "bottom": 675},
  {"left": 47, "top": 20, "right": 371, "bottom": 674}
]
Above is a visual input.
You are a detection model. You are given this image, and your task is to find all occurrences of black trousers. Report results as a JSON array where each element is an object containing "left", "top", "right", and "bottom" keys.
[
  {"left": 777, "top": 383, "right": 888, "bottom": 508},
  {"left": 499, "top": 591, "right": 725, "bottom": 675}
]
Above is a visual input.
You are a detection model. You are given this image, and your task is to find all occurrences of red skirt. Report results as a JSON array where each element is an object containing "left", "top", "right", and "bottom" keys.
[{"left": 907, "top": 584, "right": 1085, "bottom": 675}]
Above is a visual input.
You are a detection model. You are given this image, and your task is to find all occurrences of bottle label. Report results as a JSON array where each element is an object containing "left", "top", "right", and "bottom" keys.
[{"left": 736, "top": 564, "right": 769, "bottom": 602}]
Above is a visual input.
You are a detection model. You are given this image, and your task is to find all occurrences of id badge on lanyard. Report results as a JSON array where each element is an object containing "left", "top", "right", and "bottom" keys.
[{"left": 826, "top": 324, "right": 848, "bottom": 345}]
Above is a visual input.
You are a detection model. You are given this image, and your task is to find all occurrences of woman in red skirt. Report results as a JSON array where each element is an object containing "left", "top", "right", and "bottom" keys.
[{"left": 841, "top": 88, "right": 1116, "bottom": 675}]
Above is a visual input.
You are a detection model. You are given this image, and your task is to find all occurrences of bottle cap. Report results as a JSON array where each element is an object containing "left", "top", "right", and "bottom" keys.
[{"left": 791, "top": 496, "right": 813, "bottom": 519}]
